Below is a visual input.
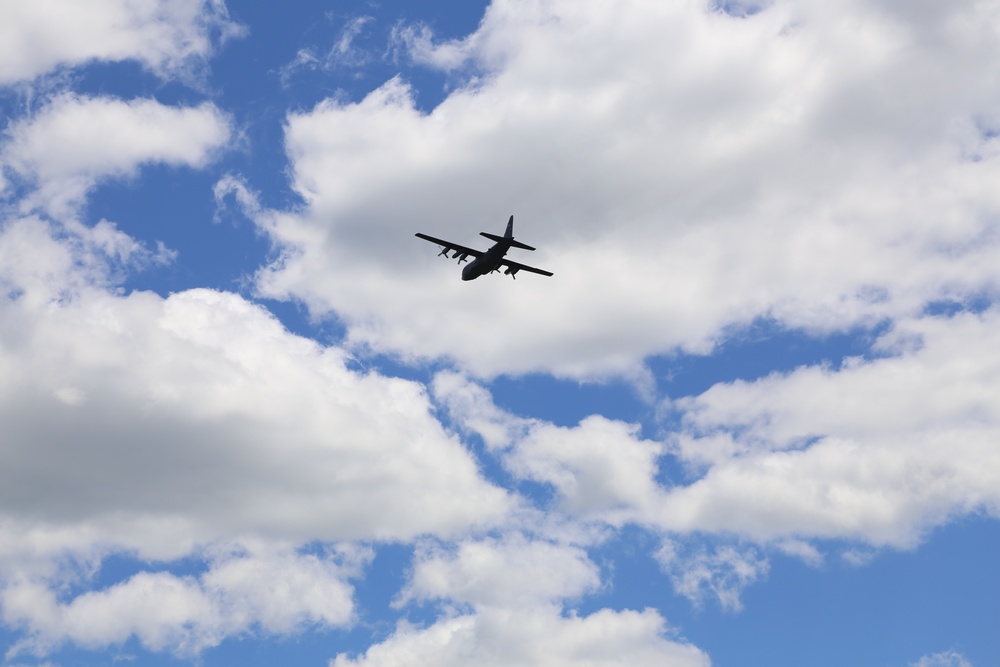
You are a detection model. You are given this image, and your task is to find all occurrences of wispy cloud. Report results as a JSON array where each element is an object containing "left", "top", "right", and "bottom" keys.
[
  {"left": 277, "top": 15, "right": 375, "bottom": 86},
  {"left": 656, "top": 541, "right": 769, "bottom": 612},
  {"left": 911, "top": 651, "right": 973, "bottom": 667}
]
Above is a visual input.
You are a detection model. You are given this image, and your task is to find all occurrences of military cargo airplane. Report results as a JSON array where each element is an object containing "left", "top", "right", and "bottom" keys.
[{"left": 416, "top": 215, "right": 554, "bottom": 281}]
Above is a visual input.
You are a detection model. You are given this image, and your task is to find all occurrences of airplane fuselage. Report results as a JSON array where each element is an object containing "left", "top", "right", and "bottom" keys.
[{"left": 462, "top": 240, "right": 511, "bottom": 280}]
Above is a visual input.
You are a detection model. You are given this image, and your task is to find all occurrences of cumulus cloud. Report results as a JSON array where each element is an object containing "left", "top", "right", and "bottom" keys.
[
  {"left": 508, "top": 417, "right": 666, "bottom": 520},
  {"left": 428, "top": 375, "right": 775, "bottom": 611},
  {"left": 430, "top": 321, "right": 1000, "bottom": 559},
  {"left": 276, "top": 0, "right": 1000, "bottom": 570},
  {"left": 369, "top": 529, "right": 707, "bottom": 667},
  {"left": 3, "top": 549, "right": 356, "bottom": 657},
  {"left": 0, "top": 208, "right": 509, "bottom": 654},
  {"left": 0, "top": 280, "right": 511, "bottom": 552},
  {"left": 255, "top": 0, "right": 1000, "bottom": 379},
  {"left": 0, "top": 0, "right": 244, "bottom": 84},
  {"left": 399, "top": 535, "right": 600, "bottom": 610},
  {"left": 432, "top": 371, "right": 532, "bottom": 449},
  {"left": 2, "top": 94, "right": 231, "bottom": 219},
  {"left": 660, "top": 310, "right": 1000, "bottom": 547},
  {"left": 434, "top": 373, "right": 667, "bottom": 525},
  {"left": 332, "top": 606, "right": 709, "bottom": 667},
  {"left": 0, "top": 46, "right": 507, "bottom": 652},
  {"left": 0, "top": 215, "right": 171, "bottom": 307},
  {"left": 4, "top": 0, "right": 1000, "bottom": 660}
]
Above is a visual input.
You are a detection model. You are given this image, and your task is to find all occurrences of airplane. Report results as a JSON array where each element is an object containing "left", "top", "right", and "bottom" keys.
[{"left": 415, "top": 215, "right": 554, "bottom": 281}]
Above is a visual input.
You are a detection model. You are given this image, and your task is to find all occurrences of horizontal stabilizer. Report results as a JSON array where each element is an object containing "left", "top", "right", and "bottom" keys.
[{"left": 479, "top": 232, "right": 536, "bottom": 251}]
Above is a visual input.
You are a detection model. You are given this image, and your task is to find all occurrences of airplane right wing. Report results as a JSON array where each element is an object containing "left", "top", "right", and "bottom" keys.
[
  {"left": 499, "top": 258, "right": 553, "bottom": 278},
  {"left": 415, "top": 233, "right": 483, "bottom": 261}
]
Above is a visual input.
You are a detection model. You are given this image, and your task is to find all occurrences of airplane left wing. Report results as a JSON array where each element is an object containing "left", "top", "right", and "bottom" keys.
[
  {"left": 415, "top": 233, "right": 483, "bottom": 261},
  {"left": 499, "top": 258, "right": 553, "bottom": 278}
]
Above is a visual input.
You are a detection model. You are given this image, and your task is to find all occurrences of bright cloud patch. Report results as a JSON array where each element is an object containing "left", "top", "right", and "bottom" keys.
[
  {"left": 2, "top": 94, "right": 231, "bottom": 218},
  {"left": 0, "top": 0, "right": 244, "bottom": 84},
  {"left": 333, "top": 607, "right": 709, "bottom": 667},
  {"left": 0, "top": 216, "right": 509, "bottom": 654},
  {"left": 400, "top": 535, "right": 600, "bottom": 609},
  {"left": 0, "top": 267, "right": 511, "bottom": 550},
  {"left": 433, "top": 372, "right": 667, "bottom": 524},
  {"left": 3, "top": 550, "right": 355, "bottom": 656},
  {"left": 257, "top": 0, "right": 1000, "bottom": 379},
  {"left": 661, "top": 310, "right": 1000, "bottom": 546},
  {"left": 3, "top": 0, "right": 1000, "bottom": 664}
]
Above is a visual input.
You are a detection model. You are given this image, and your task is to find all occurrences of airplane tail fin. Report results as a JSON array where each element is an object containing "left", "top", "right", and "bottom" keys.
[{"left": 480, "top": 215, "right": 536, "bottom": 250}]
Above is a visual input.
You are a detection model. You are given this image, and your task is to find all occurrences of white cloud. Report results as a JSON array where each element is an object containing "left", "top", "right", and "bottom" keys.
[
  {"left": 387, "top": 518, "right": 650, "bottom": 667},
  {"left": 774, "top": 539, "right": 823, "bottom": 567},
  {"left": 254, "top": 0, "right": 1000, "bottom": 379},
  {"left": 660, "top": 310, "right": 1000, "bottom": 547},
  {"left": 434, "top": 373, "right": 666, "bottom": 524},
  {"left": 331, "top": 16, "right": 375, "bottom": 68},
  {"left": 508, "top": 416, "right": 666, "bottom": 521},
  {"left": 3, "top": 549, "right": 356, "bottom": 657},
  {"left": 656, "top": 541, "right": 769, "bottom": 612},
  {"left": 0, "top": 213, "right": 511, "bottom": 654},
  {"left": 277, "top": 15, "right": 376, "bottom": 85},
  {"left": 911, "top": 651, "right": 973, "bottom": 667},
  {"left": 0, "top": 281, "right": 512, "bottom": 551},
  {"left": 432, "top": 371, "right": 532, "bottom": 449},
  {"left": 0, "top": 0, "right": 244, "bottom": 84},
  {"left": 213, "top": 172, "right": 262, "bottom": 222},
  {"left": 676, "top": 313, "right": 1000, "bottom": 450},
  {"left": 390, "top": 23, "right": 478, "bottom": 72},
  {"left": 332, "top": 606, "right": 709, "bottom": 667},
  {"left": 201, "top": 547, "right": 359, "bottom": 635},
  {"left": 5, "top": 574, "right": 213, "bottom": 656},
  {"left": 278, "top": 48, "right": 323, "bottom": 87},
  {"left": 2, "top": 94, "right": 231, "bottom": 219},
  {"left": 399, "top": 535, "right": 600, "bottom": 610},
  {"left": 4, "top": 0, "right": 1000, "bottom": 659},
  {"left": 430, "top": 317, "right": 1000, "bottom": 559},
  {"left": 0, "top": 31, "right": 513, "bottom": 654},
  {"left": 0, "top": 216, "right": 126, "bottom": 306}
]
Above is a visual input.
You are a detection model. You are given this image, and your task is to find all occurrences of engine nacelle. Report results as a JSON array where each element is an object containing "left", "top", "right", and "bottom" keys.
[
  {"left": 455, "top": 252, "right": 469, "bottom": 264},
  {"left": 504, "top": 266, "right": 519, "bottom": 279}
]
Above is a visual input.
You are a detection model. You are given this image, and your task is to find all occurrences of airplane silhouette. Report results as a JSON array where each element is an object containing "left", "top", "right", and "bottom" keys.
[{"left": 416, "top": 215, "right": 554, "bottom": 281}]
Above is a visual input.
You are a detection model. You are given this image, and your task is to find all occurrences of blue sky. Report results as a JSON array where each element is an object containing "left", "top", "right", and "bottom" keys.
[{"left": 1, "top": 1, "right": 999, "bottom": 666}]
